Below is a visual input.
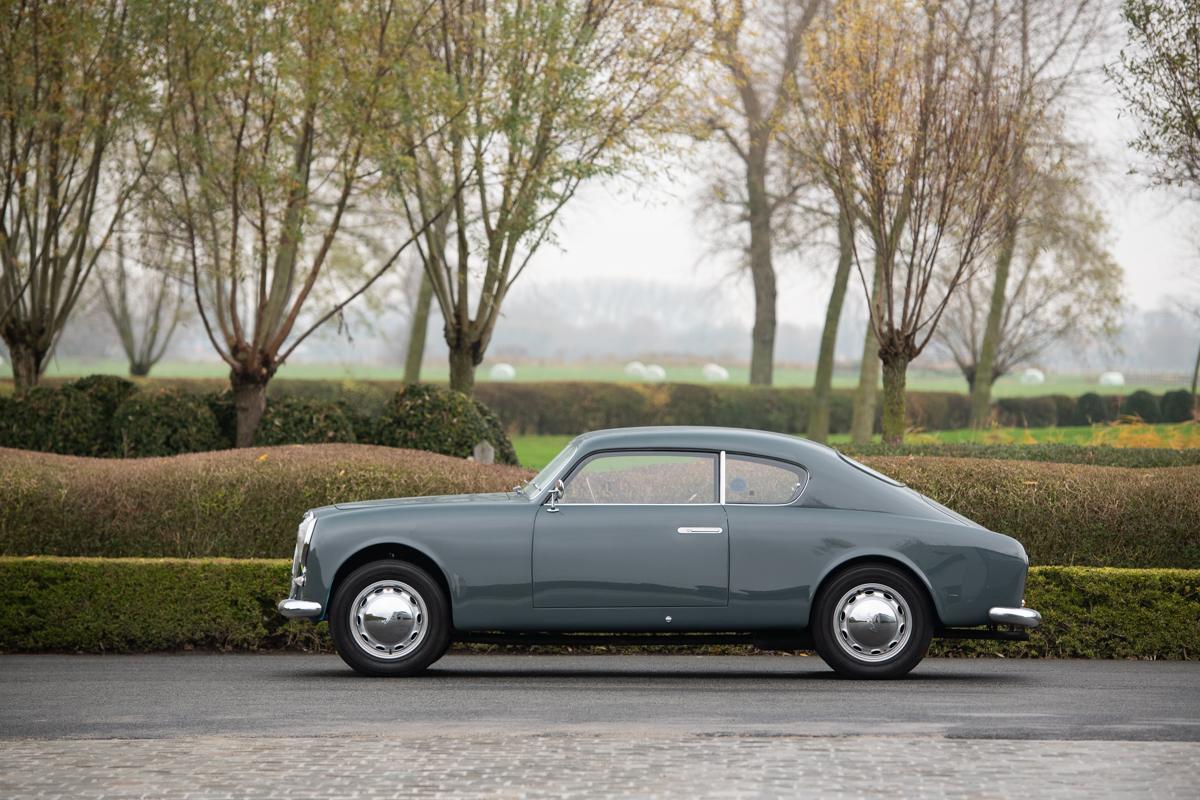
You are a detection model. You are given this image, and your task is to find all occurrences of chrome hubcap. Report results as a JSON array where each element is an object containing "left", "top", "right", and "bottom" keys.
[
  {"left": 833, "top": 582, "right": 911, "bottom": 663},
  {"left": 350, "top": 580, "right": 428, "bottom": 660}
]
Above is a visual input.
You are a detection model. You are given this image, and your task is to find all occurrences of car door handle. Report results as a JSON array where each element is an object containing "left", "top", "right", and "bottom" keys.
[{"left": 676, "top": 526, "right": 723, "bottom": 534}]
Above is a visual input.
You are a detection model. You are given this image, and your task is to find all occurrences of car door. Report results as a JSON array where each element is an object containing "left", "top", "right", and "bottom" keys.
[
  {"left": 532, "top": 450, "right": 728, "bottom": 608},
  {"left": 722, "top": 453, "right": 813, "bottom": 626}
]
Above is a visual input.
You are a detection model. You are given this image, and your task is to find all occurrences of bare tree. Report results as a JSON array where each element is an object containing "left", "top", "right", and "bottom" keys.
[
  {"left": 935, "top": 168, "right": 1123, "bottom": 392},
  {"left": 695, "top": 0, "right": 824, "bottom": 386},
  {"left": 383, "top": 0, "right": 696, "bottom": 394},
  {"left": 0, "top": 0, "right": 158, "bottom": 394},
  {"left": 808, "top": 0, "right": 1022, "bottom": 444},
  {"left": 966, "top": 0, "right": 1108, "bottom": 427},
  {"left": 156, "top": 0, "right": 429, "bottom": 445},
  {"left": 98, "top": 239, "right": 187, "bottom": 377},
  {"left": 1108, "top": 0, "right": 1199, "bottom": 418}
]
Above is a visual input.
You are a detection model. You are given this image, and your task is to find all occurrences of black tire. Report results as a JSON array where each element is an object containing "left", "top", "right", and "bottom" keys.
[
  {"left": 811, "top": 563, "right": 934, "bottom": 679},
  {"left": 329, "top": 560, "right": 452, "bottom": 677}
]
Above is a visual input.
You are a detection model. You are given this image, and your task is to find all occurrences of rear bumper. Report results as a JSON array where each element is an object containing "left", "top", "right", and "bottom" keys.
[
  {"left": 277, "top": 599, "right": 323, "bottom": 619},
  {"left": 988, "top": 606, "right": 1042, "bottom": 628}
]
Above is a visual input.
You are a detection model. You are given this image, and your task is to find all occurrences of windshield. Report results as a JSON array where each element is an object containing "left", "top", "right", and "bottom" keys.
[
  {"left": 524, "top": 442, "right": 579, "bottom": 494},
  {"left": 837, "top": 452, "right": 905, "bottom": 487}
]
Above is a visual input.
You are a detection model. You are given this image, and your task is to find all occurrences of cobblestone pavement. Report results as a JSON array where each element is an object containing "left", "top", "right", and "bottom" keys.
[{"left": 1, "top": 732, "right": 1197, "bottom": 799}]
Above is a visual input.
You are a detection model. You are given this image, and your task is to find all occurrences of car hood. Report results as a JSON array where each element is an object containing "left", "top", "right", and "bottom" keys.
[{"left": 333, "top": 491, "right": 519, "bottom": 511}]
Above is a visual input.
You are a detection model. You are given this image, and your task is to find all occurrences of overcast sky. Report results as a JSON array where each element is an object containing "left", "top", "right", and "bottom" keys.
[{"left": 506, "top": 61, "right": 1197, "bottom": 337}]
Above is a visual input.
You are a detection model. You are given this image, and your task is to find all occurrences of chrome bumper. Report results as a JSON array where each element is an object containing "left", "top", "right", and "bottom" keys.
[
  {"left": 277, "top": 599, "right": 323, "bottom": 618},
  {"left": 989, "top": 606, "right": 1042, "bottom": 628}
]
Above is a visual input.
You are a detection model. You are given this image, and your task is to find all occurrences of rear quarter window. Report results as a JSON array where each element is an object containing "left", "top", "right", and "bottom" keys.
[{"left": 724, "top": 454, "right": 808, "bottom": 504}]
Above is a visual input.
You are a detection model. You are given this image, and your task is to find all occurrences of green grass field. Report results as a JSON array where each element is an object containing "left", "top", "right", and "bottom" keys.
[
  {"left": 512, "top": 423, "right": 1200, "bottom": 468},
  {"left": 9, "top": 357, "right": 1187, "bottom": 399}
]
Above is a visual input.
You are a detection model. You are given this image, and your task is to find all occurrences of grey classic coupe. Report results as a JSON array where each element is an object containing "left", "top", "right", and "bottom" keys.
[{"left": 278, "top": 426, "right": 1040, "bottom": 678}]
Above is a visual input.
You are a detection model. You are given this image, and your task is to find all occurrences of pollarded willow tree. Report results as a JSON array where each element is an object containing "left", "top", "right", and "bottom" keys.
[
  {"left": 1108, "top": 0, "right": 1200, "bottom": 417},
  {"left": 935, "top": 165, "right": 1123, "bottom": 391},
  {"left": 98, "top": 237, "right": 187, "bottom": 377},
  {"left": 381, "top": 0, "right": 697, "bottom": 394},
  {"left": 0, "top": 0, "right": 159, "bottom": 395},
  {"left": 965, "top": 0, "right": 1107, "bottom": 428},
  {"left": 155, "top": 0, "right": 431, "bottom": 445},
  {"left": 807, "top": 0, "right": 1021, "bottom": 444},
  {"left": 694, "top": 0, "right": 825, "bottom": 387}
]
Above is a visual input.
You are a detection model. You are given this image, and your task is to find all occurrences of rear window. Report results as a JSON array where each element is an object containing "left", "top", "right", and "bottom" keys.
[{"left": 837, "top": 452, "right": 905, "bottom": 487}]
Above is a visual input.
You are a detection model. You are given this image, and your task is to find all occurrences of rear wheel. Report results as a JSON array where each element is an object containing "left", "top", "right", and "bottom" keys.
[
  {"left": 811, "top": 563, "right": 933, "bottom": 679},
  {"left": 329, "top": 560, "right": 451, "bottom": 677}
]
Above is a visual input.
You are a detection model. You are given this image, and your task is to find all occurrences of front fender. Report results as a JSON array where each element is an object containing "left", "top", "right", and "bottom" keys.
[{"left": 298, "top": 501, "right": 539, "bottom": 629}]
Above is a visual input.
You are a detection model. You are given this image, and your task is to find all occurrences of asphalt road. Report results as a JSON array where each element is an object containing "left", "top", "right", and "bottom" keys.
[{"left": 3, "top": 653, "right": 1199, "bottom": 742}]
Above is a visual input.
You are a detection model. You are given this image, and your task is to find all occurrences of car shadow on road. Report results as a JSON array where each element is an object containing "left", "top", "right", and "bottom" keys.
[{"left": 291, "top": 665, "right": 1013, "bottom": 683}]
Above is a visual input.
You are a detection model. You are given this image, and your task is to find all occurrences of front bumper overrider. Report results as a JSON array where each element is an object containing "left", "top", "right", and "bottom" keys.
[{"left": 277, "top": 598, "right": 323, "bottom": 618}]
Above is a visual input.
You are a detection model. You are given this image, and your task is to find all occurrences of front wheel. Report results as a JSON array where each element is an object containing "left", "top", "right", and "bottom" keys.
[
  {"left": 329, "top": 560, "right": 451, "bottom": 677},
  {"left": 811, "top": 563, "right": 933, "bottom": 679}
]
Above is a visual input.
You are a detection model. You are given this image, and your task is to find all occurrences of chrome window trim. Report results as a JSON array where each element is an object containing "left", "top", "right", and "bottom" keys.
[
  {"left": 541, "top": 502, "right": 725, "bottom": 507},
  {"left": 719, "top": 450, "right": 726, "bottom": 505},
  {"left": 534, "top": 447, "right": 812, "bottom": 509}
]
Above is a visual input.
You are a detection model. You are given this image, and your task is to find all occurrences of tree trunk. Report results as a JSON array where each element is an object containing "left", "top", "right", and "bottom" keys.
[
  {"left": 4, "top": 338, "right": 45, "bottom": 398},
  {"left": 129, "top": 361, "right": 151, "bottom": 377},
  {"left": 962, "top": 364, "right": 977, "bottom": 395},
  {"left": 880, "top": 354, "right": 909, "bottom": 446},
  {"left": 746, "top": 147, "right": 776, "bottom": 386},
  {"left": 404, "top": 271, "right": 434, "bottom": 384},
  {"left": 1191, "top": 338, "right": 1200, "bottom": 421},
  {"left": 969, "top": 213, "right": 1018, "bottom": 428},
  {"left": 232, "top": 375, "right": 269, "bottom": 448},
  {"left": 808, "top": 206, "right": 854, "bottom": 443},
  {"left": 448, "top": 345, "right": 477, "bottom": 395},
  {"left": 850, "top": 260, "right": 885, "bottom": 444}
]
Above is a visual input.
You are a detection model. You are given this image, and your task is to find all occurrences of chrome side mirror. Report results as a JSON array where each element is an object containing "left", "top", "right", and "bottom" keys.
[{"left": 547, "top": 478, "right": 565, "bottom": 512}]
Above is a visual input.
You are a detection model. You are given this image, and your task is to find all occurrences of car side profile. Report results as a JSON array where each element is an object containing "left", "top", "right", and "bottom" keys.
[{"left": 278, "top": 426, "right": 1040, "bottom": 678}]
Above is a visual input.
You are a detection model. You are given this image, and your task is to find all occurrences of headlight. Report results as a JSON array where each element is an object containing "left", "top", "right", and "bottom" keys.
[{"left": 291, "top": 512, "right": 316, "bottom": 587}]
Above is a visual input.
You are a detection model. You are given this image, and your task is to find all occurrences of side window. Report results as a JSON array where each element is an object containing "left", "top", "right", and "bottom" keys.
[
  {"left": 560, "top": 452, "right": 717, "bottom": 504},
  {"left": 724, "top": 455, "right": 807, "bottom": 505}
]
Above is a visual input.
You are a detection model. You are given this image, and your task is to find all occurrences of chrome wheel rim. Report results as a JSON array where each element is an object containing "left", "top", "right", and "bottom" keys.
[
  {"left": 833, "top": 582, "right": 912, "bottom": 664},
  {"left": 350, "top": 580, "right": 429, "bottom": 660}
]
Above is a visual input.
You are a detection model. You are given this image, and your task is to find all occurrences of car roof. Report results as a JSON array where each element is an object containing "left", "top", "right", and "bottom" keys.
[{"left": 571, "top": 426, "right": 842, "bottom": 469}]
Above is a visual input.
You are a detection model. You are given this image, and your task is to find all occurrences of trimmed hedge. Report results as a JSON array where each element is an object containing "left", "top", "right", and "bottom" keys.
[
  {"left": 0, "top": 377, "right": 516, "bottom": 461},
  {"left": 0, "top": 558, "right": 1195, "bottom": 659},
  {"left": 928, "top": 566, "right": 1200, "bottom": 659},
  {"left": 476, "top": 381, "right": 1196, "bottom": 435},
  {"left": 113, "top": 389, "right": 226, "bottom": 457},
  {"left": 1, "top": 446, "right": 1196, "bottom": 568},
  {"left": 0, "top": 445, "right": 528, "bottom": 558},
  {"left": 368, "top": 384, "right": 518, "bottom": 465},
  {"left": 6, "top": 375, "right": 1195, "bottom": 441},
  {"left": 473, "top": 381, "right": 967, "bottom": 436},
  {"left": 255, "top": 396, "right": 356, "bottom": 446},
  {"left": 869, "top": 457, "right": 1200, "bottom": 569},
  {"left": 1161, "top": 389, "right": 1196, "bottom": 423},
  {"left": 841, "top": 442, "right": 1200, "bottom": 468},
  {"left": 0, "top": 557, "right": 322, "bottom": 653},
  {"left": 0, "top": 375, "right": 137, "bottom": 456},
  {"left": 0, "top": 385, "right": 110, "bottom": 455}
]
